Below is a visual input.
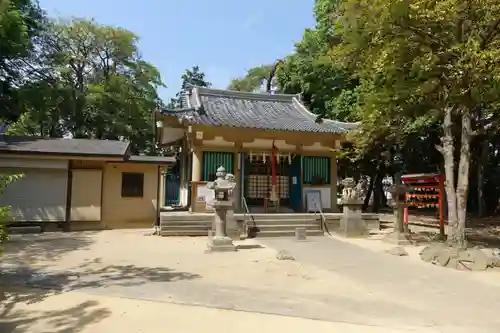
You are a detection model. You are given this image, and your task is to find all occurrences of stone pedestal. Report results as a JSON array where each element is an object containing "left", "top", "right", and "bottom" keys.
[
  {"left": 340, "top": 199, "right": 368, "bottom": 237},
  {"left": 206, "top": 202, "right": 236, "bottom": 252},
  {"left": 383, "top": 173, "right": 412, "bottom": 245},
  {"left": 226, "top": 209, "right": 240, "bottom": 241},
  {"left": 295, "top": 227, "right": 307, "bottom": 241},
  {"left": 206, "top": 236, "right": 237, "bottom": 252}
]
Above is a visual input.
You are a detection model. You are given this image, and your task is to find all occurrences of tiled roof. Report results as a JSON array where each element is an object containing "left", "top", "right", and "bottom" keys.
[
  {"left": 161, "top": 87, "right": 357, "bottom": 133},
  {"left": 0, "top": 136, "right": 130, "bottom": 157},
  {"left": 128, "top": 155, "right": 176, "bottom": 164}
]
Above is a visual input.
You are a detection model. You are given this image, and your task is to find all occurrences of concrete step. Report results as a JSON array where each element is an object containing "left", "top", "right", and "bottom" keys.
[
  {"left": 255, "top": 224, "right": 321, "bottom": 232},
  {"left": 254, "top": 230, "right": 324, "bottom": 238}
]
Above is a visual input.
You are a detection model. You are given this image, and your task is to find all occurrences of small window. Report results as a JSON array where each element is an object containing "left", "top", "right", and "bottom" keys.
[{"left": 121, "top": 172, "right": 144, "bottom": 198}]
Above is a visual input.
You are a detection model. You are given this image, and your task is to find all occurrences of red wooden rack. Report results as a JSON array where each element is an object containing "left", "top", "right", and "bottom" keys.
[{"left": 401, "top": 173, "right": 445, "bottom": 237}]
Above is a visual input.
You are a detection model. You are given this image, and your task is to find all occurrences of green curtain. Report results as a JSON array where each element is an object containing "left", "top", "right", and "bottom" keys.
[
  {"left": 202, "top": 152, "right": 234, "bottom": 181},
  {"left": 303, "top": 156, "right": 330, "bottom": 185}
]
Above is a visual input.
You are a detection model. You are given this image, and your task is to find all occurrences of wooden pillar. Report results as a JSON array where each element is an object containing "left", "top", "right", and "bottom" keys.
[
  {"left": 191, "top": 147, "right": 202, "bottom": 182},
  {"left": 233, "top": 152, "right": 242, "bottom": 212},
  {"left": 330, "top": 154, "right": 339, "bottom": 212},
  {"left": 190, "top": 147, "right": 202, "bottom": 212},
  {"left": 159, "top": 167, "right": 167, "bottom": 208}
]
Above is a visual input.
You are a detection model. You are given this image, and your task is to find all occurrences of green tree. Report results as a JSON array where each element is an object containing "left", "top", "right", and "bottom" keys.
[
  {"left": 168, "top": 66, "right": 211, "bottom": 108},
  {"left": 12, "top": 18, "right": 164, "bottom": 153},
  {"left": 332, "top": 0, "right": 500, "bottom": 247},
  {"left": 0, "top": 0, "right": 45, "bottom": 122}
]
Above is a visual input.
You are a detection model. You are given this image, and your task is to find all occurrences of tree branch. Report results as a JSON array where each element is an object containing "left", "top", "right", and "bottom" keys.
[{"left": 480, "top": 18, "right": 500, "bottom": 49}]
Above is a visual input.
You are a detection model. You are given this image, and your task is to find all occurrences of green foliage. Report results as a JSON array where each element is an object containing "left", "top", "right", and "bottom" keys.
[
  {"left": 0, "top": 0, "right": 45, "bottom": 121},
  {"left": 0, "top": 174, "right": 23, "bottom": 252},
  {"left": 276, "top": 0, "right": 357, "bottom": 119},
  {"left": 333, "top": 0, "right": 500, "bottom": 144},
  {"left": 6, "top": 18, "right": 164, "bottom": 153},
  {"left": 228, "top": 64, "right": 274, "bottom": 92}
]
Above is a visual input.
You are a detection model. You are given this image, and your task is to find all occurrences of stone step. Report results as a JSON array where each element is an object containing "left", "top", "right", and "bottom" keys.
[
  {"left": 160, "top": 221, "right": 212, "bottom": 227},
  {"left": 6, "top": 226, "right": 42, "bottom": 234},
  {"left": 160, "top": 225, "right": 210, "bottom": 232},
  {"left": 254, "top": 230, "right": 324, "bottom": 238},
  {"left": 160, "top": 230, "right": 208, "bottom": 237},
  {"left": 250, "top": 219, "right": 319, "bottom": 226},
  {"left": 160, "top": 214, "right": 212, "bottom": 222},
  {"left": 248, "top": 214, "right": 319, "bottom": 221},
  {"left": 255, "top": 224, "right": 321, "bottom": 232}
]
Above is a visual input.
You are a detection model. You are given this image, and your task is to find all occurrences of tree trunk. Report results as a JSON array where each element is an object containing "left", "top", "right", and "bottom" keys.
[
  {"left": 477, "top": 138, "right": 488, "bottom": 216},
  {"left": 372, "top": 173, "right": 383, "bottom": 213},
  {"left": 363, "top": 174, "right": 375, "bottom": 212},
  {"left": 440, "top": 106, "right": 459, "bottom": 245},
  {"left": 454, "top": 110, "right": 472, "bottom": 248}
]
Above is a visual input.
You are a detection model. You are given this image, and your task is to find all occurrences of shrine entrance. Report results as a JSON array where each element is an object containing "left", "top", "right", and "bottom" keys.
[{"left": 243, "top": 152, "right": 294, "bottom": 212}]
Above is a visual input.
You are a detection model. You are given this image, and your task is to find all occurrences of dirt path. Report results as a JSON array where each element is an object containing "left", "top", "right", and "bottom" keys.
[
  {"left": 1, "top": 230, "right": 500, "bottom": 332},
  {"left": 1, "top": 288, "right": 438, "bottom": 333}
]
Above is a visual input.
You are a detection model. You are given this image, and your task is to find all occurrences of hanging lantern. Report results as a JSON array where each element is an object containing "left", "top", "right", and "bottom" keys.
[
  {"left": 288, "top": 153, "right": 292, "bottom": 165},
  {"left": 262, "top": 152, "right": 267, "bottom": 163}
]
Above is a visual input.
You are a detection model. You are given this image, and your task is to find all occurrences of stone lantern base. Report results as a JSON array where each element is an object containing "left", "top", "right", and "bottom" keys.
[
  {"left": 206, "top": 233, "right": 236, "bottom": 253},
  {"left": 339, "top": 199, "right": 368, "bottom": 237}
]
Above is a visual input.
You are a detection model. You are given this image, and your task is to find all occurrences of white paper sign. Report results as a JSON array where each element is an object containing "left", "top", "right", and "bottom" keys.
[
  {"left": 306, "top": 190, "right": 322, "bottom": 212},
  {"left": 196, "top": 184, "right": 215, "bottom": 204}
]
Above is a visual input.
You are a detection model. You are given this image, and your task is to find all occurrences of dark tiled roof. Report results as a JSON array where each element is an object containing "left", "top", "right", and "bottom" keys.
[
  {"left": 161, "top": 87, "right": 357, "bottom": 133},
  {"left": 128, "top": 155, "right": 176, "bottom": 164},
  {"left": 0, "top": 136, "right": 130, "bottom": 157}
]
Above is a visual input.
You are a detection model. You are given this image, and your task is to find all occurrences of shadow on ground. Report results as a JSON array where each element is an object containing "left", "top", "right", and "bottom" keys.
[
  {"left": 0, "top": 261, "right": 201, "bottom": 333},
  {"left": 0, "top": 289, "right": 110, "bottom": 333},
  {"left": 0, "top": 232, "right": 202, "bottom": 332},
  {"left": 0, "top": 259, "right": 201, "bottom": 292},
  {"left": 1, "top": 232, "right": 96, "bottom": 268}
]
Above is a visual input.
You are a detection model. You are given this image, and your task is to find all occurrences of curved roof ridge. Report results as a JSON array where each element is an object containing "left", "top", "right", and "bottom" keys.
[
  {"left": 193, "top": 86, "right": 295, "bottom": 102},
  {"left": 161, "top": 107, "right": 197, "bottom": 114},
  {"left": 291, "top": 97, "right": 359, "bottom": 130}
]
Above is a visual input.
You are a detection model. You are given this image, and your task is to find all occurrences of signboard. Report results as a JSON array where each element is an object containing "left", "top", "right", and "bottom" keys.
[
  {"left": 305, "top": 190, "right": 322, "bottom": 213},
  {"left": 196, "top": 183, "right": 215, "bottom": 211}
]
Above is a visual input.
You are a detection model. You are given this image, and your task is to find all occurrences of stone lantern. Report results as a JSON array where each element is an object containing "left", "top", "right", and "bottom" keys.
[
  {"left": 206, "top": 166, "right": 237, "bottom": 252},
  {"left": 383, "top": 173, "right": 412, "bottom": 244}
]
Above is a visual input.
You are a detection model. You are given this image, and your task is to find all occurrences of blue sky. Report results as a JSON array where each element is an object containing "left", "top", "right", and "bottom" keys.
[{"left": 38, "top": 0, "right": 316, "bottom": 101}]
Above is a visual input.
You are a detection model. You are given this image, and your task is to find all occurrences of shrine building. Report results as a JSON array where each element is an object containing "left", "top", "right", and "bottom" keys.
[{"left": 155, "top": 86, "right": 357, "bottom": 214}]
